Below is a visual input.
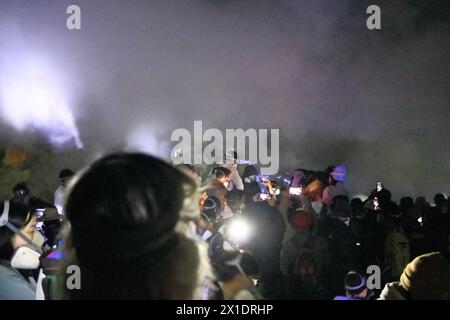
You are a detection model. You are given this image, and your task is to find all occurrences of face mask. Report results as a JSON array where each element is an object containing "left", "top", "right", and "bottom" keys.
[
  {"left": 1, "top": 201, "right": 42, "bottom": 269},
  {"left": 11, "top": 246, "right": 41, "bottom": 269},
  {"left": 311, "top": 202, "right": 323, "bottom": 214},
  {"left": 244, "top": 175, "right": 256, "bottom": 184},
  {"left": 32, "top": 231, "right": 46, "bottom": 248}
]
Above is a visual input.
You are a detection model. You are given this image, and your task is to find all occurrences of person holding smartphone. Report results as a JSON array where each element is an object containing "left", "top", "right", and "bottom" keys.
[{"left": 240, "top": 179, "right": 286, "bottom": 299}]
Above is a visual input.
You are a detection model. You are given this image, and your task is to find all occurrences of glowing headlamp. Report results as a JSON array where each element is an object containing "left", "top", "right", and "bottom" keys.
[{"left": 226, "top": 218, "right": 251, "bottom": 246}]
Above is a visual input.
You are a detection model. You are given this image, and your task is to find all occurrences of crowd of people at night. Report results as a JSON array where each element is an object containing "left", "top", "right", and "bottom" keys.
[{"left": 0, "top": 151, "right": 449, "bottom": 300}]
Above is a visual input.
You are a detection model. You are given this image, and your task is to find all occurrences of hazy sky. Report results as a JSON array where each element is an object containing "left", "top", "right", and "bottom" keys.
[{"left": 0, "top": 0, "right": 449, "bottom": 200}]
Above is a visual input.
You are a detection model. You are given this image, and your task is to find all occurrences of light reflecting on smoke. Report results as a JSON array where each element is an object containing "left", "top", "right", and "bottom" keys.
[
  {"left": 0, "top": 54, "right": 83, "bottom": 149},
  {"left": 125, "top": 125, "right": 170, "bottom": 159}
]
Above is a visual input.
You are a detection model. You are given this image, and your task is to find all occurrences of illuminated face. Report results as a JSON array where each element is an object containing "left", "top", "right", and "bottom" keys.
[
  {"left": 218, "top": 175, "right": 230, "bottom": 185},
  {"left": 11, "top": 214, "right": 36, "bottom": 250}
]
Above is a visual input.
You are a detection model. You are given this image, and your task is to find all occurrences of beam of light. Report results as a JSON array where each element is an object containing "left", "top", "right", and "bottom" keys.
[
  {"left": 0, "top": 54, "right": 83, "bottom": 149},
  {"left": 226, "top": 218, "right": 252, "bottom": 246}
]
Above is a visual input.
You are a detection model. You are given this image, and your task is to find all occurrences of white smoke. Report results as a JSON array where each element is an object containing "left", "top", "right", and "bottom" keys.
[
  {"left": 0, "top": 41, "right": 82, "bottom": 149},
  {"left": 124, "top": 125, "right": 170, "bottom": 159}
]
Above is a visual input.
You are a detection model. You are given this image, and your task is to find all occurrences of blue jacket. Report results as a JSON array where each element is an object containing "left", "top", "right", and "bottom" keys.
[{"left": 0, "top": 264, "right": 36, "bottom": 300}]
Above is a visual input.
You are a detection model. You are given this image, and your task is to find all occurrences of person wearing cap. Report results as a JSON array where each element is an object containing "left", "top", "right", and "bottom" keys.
[
  {"left": 54, "top": 169, "right": 74, "bottom": 215},
  {"left": 11, "top": 182, "right": 53, "bottom": 214},
  {"left": 334, "top": 271, "right": 369, "bottom": 300},
  {"left": 322, "top": 165, "right": 348, "bottom": 205},
  {"left": 378, "top": 251, "right": 450, "bottom": 300},
  {"left": 281, "top": 207, "right": 330, "bottom": 299},
  {"left": 40, "top": 207, "right": 63, "bottom": 247}
]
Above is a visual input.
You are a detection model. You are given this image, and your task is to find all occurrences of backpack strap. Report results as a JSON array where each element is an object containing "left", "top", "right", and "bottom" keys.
[{"left": 303, "top": 233, "right": 314, "bottom": 250}]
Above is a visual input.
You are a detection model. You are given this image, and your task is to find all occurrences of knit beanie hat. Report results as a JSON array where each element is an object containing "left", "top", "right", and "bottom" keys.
[
  {"left": 291, "top": 209, "right": 312, "bottom": 229},
  {"left": 242, "top": 165, "right": 259, "bottom": 181},
  {"left": 331, "top": 165, "right": 347, "bottom": 182},
  {"left": 345, "top": 271, "right": 367, "bottom": 294},
  {"left": 400, "top": 252, "right": 450, "bottom": 300}
]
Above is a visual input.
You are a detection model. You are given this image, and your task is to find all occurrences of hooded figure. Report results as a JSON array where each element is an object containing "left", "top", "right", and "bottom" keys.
[
  {"left": 316, "top": 195, "right": 357, "bottom": 298},
  {"left": 378, "top": 252, "right": 450, "bottom": 300},
  {"left": 52, "top": 153, "right": 210, "bottom": 300}
]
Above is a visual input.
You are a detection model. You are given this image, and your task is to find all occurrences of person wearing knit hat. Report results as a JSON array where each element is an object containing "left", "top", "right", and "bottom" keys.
[
  {"left": 331, "top": 165, "right": 347, "bottom": 182},
  {"left": 281, "top": 207, "right": 330, "bottom": 299},
  {"left": 242, "top": 165, "right": 259, "bottom": 183},
  {"left": 52, "top": 153, "right": 206, "bottom": 300},
  {"left": 334, "top": 271, "right": 368, "bottom": 300},
  {"left": 291, "top": 209, "right": 313, "bottom": 230},
  {"left": 379, "top": 252, "right": 450, "bottom": 300}
]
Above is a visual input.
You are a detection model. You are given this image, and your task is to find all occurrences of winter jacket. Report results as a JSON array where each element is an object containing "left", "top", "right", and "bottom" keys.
[
  {"left": 316, "top": 216, "right": 357, "bottom": 272},
  {"left": 280, "top": 229, "right": 330, "bottom": 276},
  {"left": 242, "top": 201, "right": 286, "bottom": 299},
  {"left": 316, "top": 215, "right": 357, "bottom": 297},
  {"left": 322, "top": 182, "right": 348, "bottom": 205},
  {"left": 378, "top": 282, "right": 409, "bottom": 300},
  {"left": 0, "top": 264, "right": 36, "bottom": 300}
]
